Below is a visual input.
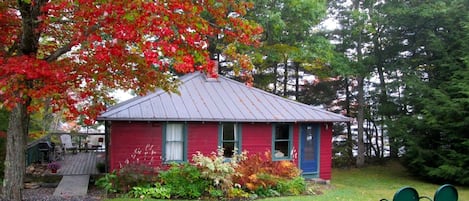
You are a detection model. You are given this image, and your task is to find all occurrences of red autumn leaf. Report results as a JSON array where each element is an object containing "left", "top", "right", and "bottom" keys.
[{"left": 0, "top": 0, "right": 262, "bottom": 123}]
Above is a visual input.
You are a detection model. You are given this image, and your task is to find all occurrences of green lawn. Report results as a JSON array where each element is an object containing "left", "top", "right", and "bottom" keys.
[{"left": 104, "top": 161, "right": 469, "bottom": 201}]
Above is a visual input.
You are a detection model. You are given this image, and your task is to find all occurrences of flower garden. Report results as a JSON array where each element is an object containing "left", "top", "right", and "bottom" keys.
[{"left": 95, "top": 148, "right": 311, "bottom": 200}]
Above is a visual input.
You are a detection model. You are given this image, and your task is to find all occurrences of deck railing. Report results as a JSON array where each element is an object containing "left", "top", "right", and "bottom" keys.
[
  {"left": 49, "top": 132, "right": 105, "bottom": 152},
  {"left": 26, "top": 133, "right": 106, "bottom": 164}
]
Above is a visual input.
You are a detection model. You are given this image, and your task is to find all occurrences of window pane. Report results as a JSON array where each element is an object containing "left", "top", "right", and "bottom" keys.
[
  {"left": 223, "top": 142, "right": 236, "bottom": 158},
  {"left": 165, "top": 123, "right": 184, "bottom": 161},
  {"left": 274, "top": 124, "right": 291, "bottom": 158},
  {"left": 221, "top": 123, "right": 238, "bottom": 158},
  {"left": 166, "top": 142, "right": 183, "bottom": 161},
  {"left": 167, "top": 124, "right": 183, "bottom": 141},
  {"left": 274, "top": 141, "right": 289, "bottom": 157},
  {"left": 304, "top": 127, "right": 315, "bottom": 160},
  {"left": 275, "top": 124, "right": 290, "bottom": 140},
  {"left": 223, "top": 123, "right": 235, "bottom": 140}
]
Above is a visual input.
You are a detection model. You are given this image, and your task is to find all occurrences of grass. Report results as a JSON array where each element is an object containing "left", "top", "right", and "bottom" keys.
[{"left": 103, "top": 161, "right": 469, "bottom": 201}]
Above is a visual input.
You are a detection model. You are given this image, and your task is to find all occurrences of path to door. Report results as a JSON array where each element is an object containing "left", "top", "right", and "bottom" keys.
[
  {"left": 52, "top": 152, "right": 105, "bottom": 197},
  {"left": 53, "top": 175, "right": 90, "bottom": 196}
]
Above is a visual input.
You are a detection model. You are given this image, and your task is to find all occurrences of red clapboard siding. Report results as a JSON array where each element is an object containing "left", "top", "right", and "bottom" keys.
[
  {"left": 241, "top": 123, "right": 272, "bottom": 155},
  {"left": 242, "top": 123, "right": 300, "bottom": 165},
  {"left": 319, "top": 122, "right": 332, "bottom": 180},
  {"left": 109, "top": 121, "right": 162, "bottom": 171},
  {"left": 187, "top": 122, "right": 219, "bottom": 159},
  {"left": 292, "top": 124, "right": 300, "bottom": 165}
]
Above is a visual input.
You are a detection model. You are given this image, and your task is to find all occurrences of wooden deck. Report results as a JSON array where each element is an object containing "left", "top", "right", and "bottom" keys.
[{"left": 57, "top": 152, "right": 105, "bottom": 175}]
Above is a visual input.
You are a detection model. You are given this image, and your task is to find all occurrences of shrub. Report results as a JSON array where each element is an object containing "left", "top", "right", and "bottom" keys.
[
  {"left": 234, "top": 151, "right": 302, "bottom": 193},
  {"left": 115, "top": 163, "right": 159, "bottom": 192},
  {"left": 95, "top": 171, "right": 119, "bottom": 194},
  {"left": 110, "top": 144, "right": 161, "bottom": 193},
  {"left": 192, "top": 147, "right": 246, "bottom": 194},
  {"left": 275, "top": 176, "right": 306, "bottom": 195},
  {"left": 158, "top": 163, "right": 210, "bottom": 199},
  {"left": 127, "top": 183, "right": 171, "bottom": 199},
  {"left": 253, "top": 187, "right": 280, "bottom": 198},
  {"left": 95, "top": 163, "right": 159, "bottom": 193},
  {"left": 227, "top": 186, "right": 250, "bottom": 200},
  {"left": 96, "top": 162, "right": 106, "bottom": 173}
]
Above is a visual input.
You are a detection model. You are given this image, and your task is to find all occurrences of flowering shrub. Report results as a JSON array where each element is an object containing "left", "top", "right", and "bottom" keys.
[
  {"left": 116, "top": 163, "right": 159, "bottom": 192},
  {"left": 192, "top": 147, "right": 246, "bottom": 193},
  {"left": 104, "top": 144, "right": 161, "bottom": 193},
  {"left": 119, "top": 144, "right": 159, "bottom": 169},
  {"left": 96, "top": 149, "right": 306, "bottom": 199}
]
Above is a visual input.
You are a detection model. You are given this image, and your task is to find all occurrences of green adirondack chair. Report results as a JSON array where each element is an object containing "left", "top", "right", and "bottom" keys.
[
  {"left": 434, "top": 184, "right": 458, "bottom": 201},
  {"left": 380, "top": 186, "right": 432, "bottom": 201}
]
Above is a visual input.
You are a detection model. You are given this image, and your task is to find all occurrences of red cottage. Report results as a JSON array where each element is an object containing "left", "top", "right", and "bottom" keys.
[{"left": 97, "top": 72, "right": 348, "bottom": 181}]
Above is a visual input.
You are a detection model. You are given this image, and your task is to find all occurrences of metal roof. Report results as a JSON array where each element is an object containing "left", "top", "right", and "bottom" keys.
[{"left": 98, "top": 72, "right": 349, "bottom": 122}]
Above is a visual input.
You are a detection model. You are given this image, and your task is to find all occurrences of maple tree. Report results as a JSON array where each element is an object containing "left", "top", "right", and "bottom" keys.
[{"left": 0, "top": 0, "right": 261, "bottom": 200}]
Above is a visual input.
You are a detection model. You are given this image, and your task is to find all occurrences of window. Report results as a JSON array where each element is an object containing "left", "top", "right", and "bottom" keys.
[
  {"left": 164, "top": 123, "right": 186, "bottom": 162},
  {"left": 272, "top": 124, "right": 292, "bottom": 159},
  {"left": 220, "top": 123, "right": 241, "bottom": 158}
]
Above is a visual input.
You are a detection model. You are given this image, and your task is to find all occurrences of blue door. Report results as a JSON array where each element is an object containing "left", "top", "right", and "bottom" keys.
[{"left": 300, "top": 124, "right": 319, "bottom": 177}]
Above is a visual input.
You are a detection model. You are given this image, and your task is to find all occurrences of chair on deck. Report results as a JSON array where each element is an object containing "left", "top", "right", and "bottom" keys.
[
  {"left": 380, "top": 186, "right": 431, "bottom": 201},
  {"left": 434, "top": 184, "right": 458, "bottom": 201},
  {"left": 60, "top": 134, "right": 77, "bottom": 154}
]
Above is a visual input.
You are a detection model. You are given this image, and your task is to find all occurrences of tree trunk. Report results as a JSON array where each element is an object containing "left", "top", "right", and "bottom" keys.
[
  {"left": 356, "top": 76, "right": 366, "bottom": 167},
  {"left": 3, "top": 102, "right": 30, "bottom": 201},
  {"left": 345, "top": 77, "right": 354, "bottom": 167},
  {"left": 273, "top": 63, "right": 278, "bottom": 95},
  {"left": 3, "top": 1, "right": 43, "bottom": 199},
  {"left": 294, "top": 62, "right": 300, "bottom": 100},
  {"left": 283, "top": 56, "right": 288, "bottom": 97}
]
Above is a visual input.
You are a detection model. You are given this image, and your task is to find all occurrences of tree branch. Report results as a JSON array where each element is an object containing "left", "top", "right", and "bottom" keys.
[
  {"left": 44, "top": 24, "right": 99, "bottom": 62},
  {"left": 45, "top": 43, "right": 73, "bottom": 62}
]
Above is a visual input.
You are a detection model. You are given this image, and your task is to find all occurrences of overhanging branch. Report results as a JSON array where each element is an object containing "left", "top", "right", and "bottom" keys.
[
  {"left": 44, "top": 24, "right": 99, "bottom": 63},
  {"left": 45, "top": 43, "right": 73, "bottom": 62}
]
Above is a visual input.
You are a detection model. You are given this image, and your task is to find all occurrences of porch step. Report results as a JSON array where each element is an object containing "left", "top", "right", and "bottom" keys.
[
  {"left": 53, "top": 175, "right": 90, "bottom": 197},
  {"left": 307, "top": 178, "right": 331, "bottom": 185}
]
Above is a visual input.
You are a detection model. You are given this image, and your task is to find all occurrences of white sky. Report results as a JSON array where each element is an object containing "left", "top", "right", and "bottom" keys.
[{"left": 112, "top": 89, "right": 134, "bottom": 103}]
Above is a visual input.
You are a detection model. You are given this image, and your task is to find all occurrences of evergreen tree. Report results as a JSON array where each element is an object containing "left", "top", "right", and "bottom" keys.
[{"left": 385, "top": 0, "right": 469, "bottom": 184}]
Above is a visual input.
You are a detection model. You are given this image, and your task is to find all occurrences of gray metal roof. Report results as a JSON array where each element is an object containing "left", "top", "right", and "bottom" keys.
[{"left": 98, "top": 72, "right": 349, "bottom": 122}]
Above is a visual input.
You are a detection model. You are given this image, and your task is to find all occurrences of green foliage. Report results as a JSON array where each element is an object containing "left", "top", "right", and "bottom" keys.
[
  {"left": 385, "top": 0, "right": 469, "bottom": 184},
  {"left": 95, "top": 171, "right": 119, "bottom": 194},
  {"left": 332, "top": 139, "right": 354, "bottom": 168},
  {"left": 227, "top": 187, "right": 250, "bottom": 200},
  {"left": 253, "top": 187, "right": 281, "bottom": 198},
  {"left": 127, "top": 183, "right": 171, "bottom": 199},
  {"left": 0, "top": 109, "right": 9, "bottom": 131},
  {"left": 275, "top": 177, "right": 307, "bottom": 196},
  {"left": 158, "top": 163, "right": 210, "bottom": 199},
  {"left": 207, "top": 186, "right": 224, "bottom": 198},
  {"left": 96, "top": 162, "right": 106, "bottom": 173}
]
